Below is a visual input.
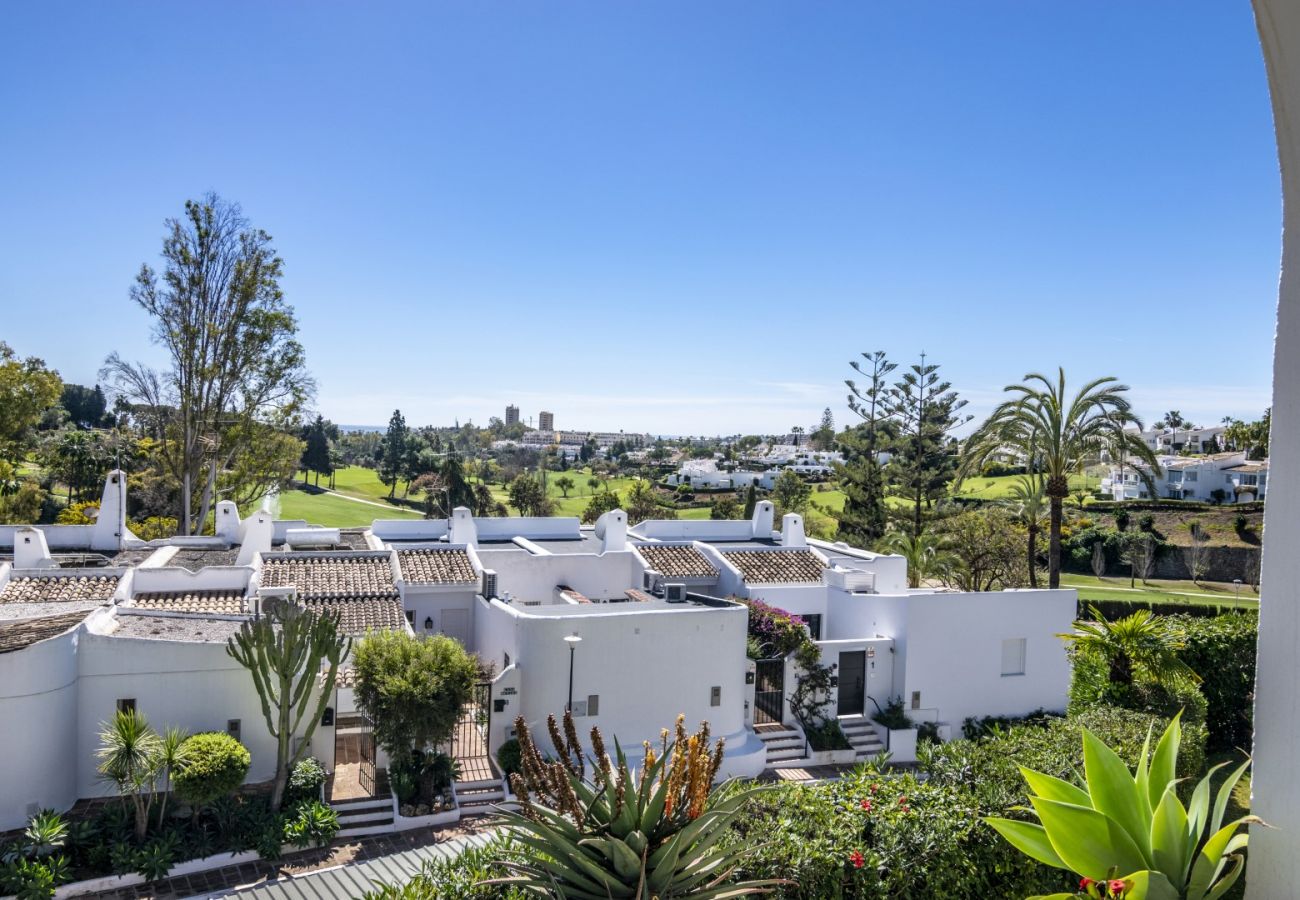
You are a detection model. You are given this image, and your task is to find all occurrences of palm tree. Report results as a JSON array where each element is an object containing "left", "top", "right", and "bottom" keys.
[
  {"left": 155, "top": 726, "right": 190, "bottom": 826},
  {"left": 958, "top": 369, "right": 1160, "bottom": 588},
  {"left": 879, "top": 529, "right": 957, "bottom": 588},
  {"left": 1005, "top": 474, "right": 1047, "bottom": 588},
  {"left": 97, "top": 709, "right": 163, "bottom": 841},
  {"left": 1058, "top": 605, "right": 1201, "bottom": 692}
]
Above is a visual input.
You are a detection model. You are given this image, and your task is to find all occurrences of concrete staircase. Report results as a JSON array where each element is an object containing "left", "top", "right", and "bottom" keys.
[
  {"left": 331, "top": 794, "right": 395, "bottom": 838},
  {"left": 454, "top": 775, "right": 506, "bottom": 817},
  {"left": 755, "top": 722, "right": 807, "bottom": 768},
  {"left": 840, "top": 716, "right": 887, "bottom": 760}
]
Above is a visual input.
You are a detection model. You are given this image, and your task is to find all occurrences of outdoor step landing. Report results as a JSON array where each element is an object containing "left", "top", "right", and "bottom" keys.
[
  {"left": 338, "top": 821, "right": 397, "bottom": 839},
  {"left": 337, "top": 807, "right": 396, "bottom": 826},
  {"left": 454, "top": 776, "right": 503, "bottom": 791}
]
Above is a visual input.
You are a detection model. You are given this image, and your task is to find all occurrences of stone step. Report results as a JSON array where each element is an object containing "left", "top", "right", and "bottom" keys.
[
  {"left": 755, "top": 728, "right": 800, "bottom": 742},
  {"left": 337, "top": 807, "right": 395, "bottom": 826},
  {"left": 760, "top": 736, "right": 805, "bottom": 751},
  {"left": 338, "top": 821, "right": 396, "bottom": 839},
  {"left": 329, "top": 795, "right": 393, "bottom": 812},
  {"left": 766, "top": 746, "right": 807, "bottom": 762},
  {"left": 455, "top": 777, "right": 502, "bottom": 792}
]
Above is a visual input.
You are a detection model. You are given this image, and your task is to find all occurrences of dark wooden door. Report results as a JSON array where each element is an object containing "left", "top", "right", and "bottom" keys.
[
  {"left": 753, "top": 659, "right": 785, "bottom": 725},
  {"left": 837, "top": 651, "right": 866, "bottom": 716}
]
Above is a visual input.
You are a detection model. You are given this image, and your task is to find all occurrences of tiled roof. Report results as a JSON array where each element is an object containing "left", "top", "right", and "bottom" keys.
[
  {"left": 0, "top": 575, "right": 120, "bottom": 604},
  {"left": 305, "top": 597, "right": 406, "bottom": 636},
  {"left": 1227, "top": 463, "right": 1268, "bottom": 473},
  {"left": 624, "top": 588, "right": 654, "bottom": 603},
  {"left": 260, "top": 553, "right": 397, "bottom": 600},
  {"left": 0, "top": 610, "right": 88, "bottom": 654},
  {"left": 397, "top": 549, "right": 477, "bottom": 585},
  {"left": 722, "top": 549, "right": 825, "bottom": 584},
  {"left": 132, "top": 590, "right": 248, "bottom": 615},
  {"left": 557, "top": 586, "right": 591, "bottom": 604},
  {"left": 636, "top": 544, "right": 718, "bottom": 578}
]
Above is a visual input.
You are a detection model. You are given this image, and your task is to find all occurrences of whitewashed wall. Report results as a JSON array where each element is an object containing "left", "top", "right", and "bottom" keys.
[{"left": 474, "top": 550, "right": 644, "bottom": 604}]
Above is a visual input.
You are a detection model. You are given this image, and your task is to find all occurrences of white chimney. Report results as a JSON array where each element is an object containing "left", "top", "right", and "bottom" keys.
[
  {"left": 91, "top": 469, "right": 132, "bottom": 551},
  {"left": 781, "top": 513, "right": 807, "bottom": 548},
  {"left": 215, "top": 500, "right": 241, "bottom": 544},
  {"left": 595, "top": 509, "right": 627, "bottom": 552},
  {"left": 236, "top": 513, "right": 274, "bottom": 566},
  {"left": 751, "top": 500, "right": 775, "bottom": 538},
  {"left": 450, "top": 507, "right": 478, "bottom": 547},
  {"left": 14, "top": 528, "right": 56, "bottom": 569}
]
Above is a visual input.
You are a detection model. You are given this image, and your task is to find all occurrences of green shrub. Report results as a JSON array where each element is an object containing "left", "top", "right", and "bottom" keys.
[
  {"left": 283, "top": 801, "right": 339, "bottom": 849},
  {"left": 172, "top": 732, "right": 250, "bottom": 810},
  {"left": 285, "top": 757, "right": 327, "bottom": 806},
  {"left": 1079, "top": 597, "right": 1254, "bottom": 621},
  {"left": 1068, "top": 648, "right": 1208, "bottom": 728},
  {"left": 745, "top": 599, "right": 814, "bottom": 658},
  {"left": 1171, "top": 613, "right": 1258, "bottom": 752},
  {"left": 495, "top": 739, "right": 522, "bottom": 778},
  {"left": 871, "top": 696, "right": 912, "bottom": 730},
  {"left": 804, "top": 718, "right": 851, "bottom": 751},
  {"left": 360, "top": 836, "right": 527, "bottom": 899}
]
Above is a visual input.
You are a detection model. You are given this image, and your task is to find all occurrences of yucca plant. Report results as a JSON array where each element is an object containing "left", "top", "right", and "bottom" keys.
[
  {"left": 986, "top": 713, "right": 1257, "bottom": 899},
  {"left": 491, "top": 712, "right": 779, "bottom": 899}
]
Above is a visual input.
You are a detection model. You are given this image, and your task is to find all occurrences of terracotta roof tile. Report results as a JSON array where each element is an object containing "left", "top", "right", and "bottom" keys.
[
  {"left": 636, "top": 544, "right": 718, "bottom": 579},
  {"left": 132, "top": 590, "right": 248, "bottom": 615},
  {"left": 260, "top": 553, "right": 397, "bottom": 600},
  {"left": 0, "top": 610, "right": 89, "bottom": 654},
  {"left": 304, "top": 597, "right": 406, "bottom": 636},
  {"left": 0, "top": 575, "right": 120, "bottom": 604},
  {"left": 722, "top": 549, "right": 825, "bottom": 584},
  {"left": 397, "top": 549, "right": 477, "bottom": 585}
]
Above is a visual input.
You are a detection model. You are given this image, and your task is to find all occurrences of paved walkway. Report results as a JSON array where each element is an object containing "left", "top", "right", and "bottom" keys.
[{"left": 89, "top": 822, "right": 495, "bottom": 900}]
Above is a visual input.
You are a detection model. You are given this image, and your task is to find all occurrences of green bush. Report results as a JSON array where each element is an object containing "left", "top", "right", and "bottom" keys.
[
  {"left": 283, "top": 801, "right": 339, "bottom": 849},
  {"left": 171, "top": 732, "right": 250, "bottom": 810},
  {"left": 285, "top": 757, "right": 327, "bottom": 806},
  {"left": 804, "top": 718, "right": 851, "bottom": 751},
  {"left": 495, "top": 739, "right": 522, "bottom": 778},
  {"left": 1068, "top": 648, "right": 1208, "bottom": 728},
  {"left": 1171, "top": 613, "right": 1258, "bottom": 752},
  {"left": 1079, "top": 597, "right": 1254, "bottom": 621},
  {"left": 360, "top": 836, "right": 527, "bottom": 899}
]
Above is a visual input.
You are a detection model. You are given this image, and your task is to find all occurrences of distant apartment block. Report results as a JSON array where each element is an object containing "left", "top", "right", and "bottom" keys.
[
  {"left": 1101, "top": 451, "right": 1268, "bottom": 502},
  {"left": 538, "top": 410, "right": 554, "bottom": 431},
  {"left": 505, "top": 404, "right": 520, "bottom": 427}
]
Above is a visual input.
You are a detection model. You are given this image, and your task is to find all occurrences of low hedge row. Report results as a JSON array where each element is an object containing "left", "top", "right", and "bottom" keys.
[{"left": 1078, "top": 597, "right": 1258, "bottom": 621}]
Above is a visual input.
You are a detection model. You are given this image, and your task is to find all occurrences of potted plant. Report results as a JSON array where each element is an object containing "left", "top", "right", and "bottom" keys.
[{"left": 872, "top": 697, "right": 919, "bottom": 763}]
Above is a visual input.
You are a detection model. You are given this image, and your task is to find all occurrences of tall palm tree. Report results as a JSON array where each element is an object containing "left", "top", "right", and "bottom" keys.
[
  {"left": 878, "top": 529, "right": 958, "bottom": 588},
  {"left": 1058, "top": 605, "right": 1201, "bottom": 691},
  {"left": 97, "top": 709, "right": 163, "bottom": 841},
  {"left": 958, "top": 369, "right": 1160, "bottom": 588},
  {"left": 1005, "top": 474, "right": 1047, "bottom": 588},
  {"left": 154, "top": 725, "right": 190, "bottom": 826}
]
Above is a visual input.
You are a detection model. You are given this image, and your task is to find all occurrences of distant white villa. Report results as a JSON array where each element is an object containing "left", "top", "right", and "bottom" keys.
[
  {"left": 1101, "top": 451, "right": 1268, "bottom": 502},
  {"left": 0, "top": 471, "right": 1073, "bottom": 832}
]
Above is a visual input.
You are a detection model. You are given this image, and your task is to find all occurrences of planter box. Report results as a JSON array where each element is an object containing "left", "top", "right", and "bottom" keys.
[
  {"left": 886, "top": 727, "right": 918, "bottom": 764},
  {"left": 49, "top": 845, "right": 307, "bottom": 899},
  {"left": 392, "top": 793, "right": 460, "bottom": 831},
  {"left": 804, "top": 747, "right": 858, "bottom": 766}
]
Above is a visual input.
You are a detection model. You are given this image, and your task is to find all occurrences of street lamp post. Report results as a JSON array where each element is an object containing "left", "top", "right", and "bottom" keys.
[{"left": 564, "top": 635, "right": 582, "bottom": 713}]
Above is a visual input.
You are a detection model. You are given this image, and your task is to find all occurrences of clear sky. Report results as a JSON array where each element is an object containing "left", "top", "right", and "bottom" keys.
[{"left": 0, "top": 1, "right": 1281, "bottom": 436}]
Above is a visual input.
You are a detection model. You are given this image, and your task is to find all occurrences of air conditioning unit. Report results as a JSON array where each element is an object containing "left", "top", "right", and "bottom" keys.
[
  {"left": 665, "top": 583, "right": 686, "bottom": 602},
  {"left": 481, "top": 569, "right": 498, "bottom": 599}
]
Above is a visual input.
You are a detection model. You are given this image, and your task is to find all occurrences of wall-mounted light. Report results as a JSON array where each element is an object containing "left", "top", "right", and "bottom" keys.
[{"left": 424, "top": 617, "right": 434, "bottom": 631}]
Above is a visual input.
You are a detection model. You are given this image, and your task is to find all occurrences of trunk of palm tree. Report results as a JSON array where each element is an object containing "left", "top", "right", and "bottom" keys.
[
  {"left": 1027, "top": 523, "right": 1039, "bottom": 588},
  {"left": 1046, "top": 475, "right": 1069, "bottom": 588}
]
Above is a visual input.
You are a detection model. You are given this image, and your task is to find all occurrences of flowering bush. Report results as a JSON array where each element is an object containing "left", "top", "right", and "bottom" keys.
[{"left": 745, "top": 599, "right": 812, "bottom": 658}]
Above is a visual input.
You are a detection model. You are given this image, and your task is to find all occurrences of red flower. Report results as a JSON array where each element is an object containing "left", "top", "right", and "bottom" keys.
[
  {"left": 848, "top": 850, "right": 865, "bottom": 869},
  {"left": 860, "top": 798, "right": 872, "bottom": 812},
  {"left": 1079, "top": 877, "right": 1094, "bottom": 890},
  {"left": 899, "top": 804, "right": 910, "bottom": 813},
  {"left": 898, "top": 795, "right": 907, "bottom": 803},
  {"left": 1108, "top": 880, "right": 1127, "bottom": 896}
]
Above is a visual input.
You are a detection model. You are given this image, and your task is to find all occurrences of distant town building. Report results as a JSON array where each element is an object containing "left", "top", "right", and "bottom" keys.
[
  {"left": 505, "top": 404, "right": 520, "bottom": 427},
  {"left": 1101, "top": 451, "right": 1268, "bottom": 502},
  {"left": 538, "top": 410, "right": 554, "bottom": 431}
]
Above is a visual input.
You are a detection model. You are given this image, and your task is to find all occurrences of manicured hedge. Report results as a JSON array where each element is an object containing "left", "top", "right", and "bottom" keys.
[
  {"left": 172, "top": 732, "right": 251, "bottom": 809},
  {"left": 727, "top": 706, "right": 1202, "bottom": 899},
  {"left": 1171, "top": 613, "right": 1258, "bottom": 752},
  {"left": 1079, "top": 597, "right": 1257, "bottom": 621}
]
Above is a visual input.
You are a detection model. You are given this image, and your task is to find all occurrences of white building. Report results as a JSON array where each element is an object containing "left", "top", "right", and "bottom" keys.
[
  {"left": 0, "top": 471, "right": 1074, "bottom": 829},
  {"left": 665, "top": 459, "right": 775, "bottom": 490},
  {"left": 1100, "top": 451, "right": 1268, "bottom": 502},
  {"left": 1130, "top": 425, "right": 1226, "bottom": 455}
]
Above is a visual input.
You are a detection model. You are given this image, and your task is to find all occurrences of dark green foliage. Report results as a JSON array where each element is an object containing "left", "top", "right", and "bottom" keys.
[
  {"left": 1079, "top": 597, "right": 1256, "bottom": 621},
  {"left": 580, "top": 488, "right": 621, "bottom": 524},
  {"left": 360, "top": 836, "right": 527, "bottom": 899},
  {"left": 1139, "top": 512, "right": 1156, "bottom": 532},
  {"left": 496, "top": 739, "right": 522, "bottom": 778},
  {"left": 285, "top": 756, "right": 327, "bottom": 806},
  {"left": 171, "top": 732, "right": 250, "bottom": 810},
  {"left": 1171, "top": 613, "right": 1258, "bottom": 752},
  {"left": 872, "top": 696, "right": 913, "bottom": 730},
  {"left": 803, "top": 719, "right": 852, "bottom": 751},
  {"left": 282, "top": 801, "right": 339, "bottom": 849},
  {"left": 1069, "top": 648, "right": 1207, "bottom": 728},
  {"left": 1113, "top": 508, "right": 1130, "bottom": 531},
  {"left": 961, "top": 709, "right": 1059, "bottom": 740}
]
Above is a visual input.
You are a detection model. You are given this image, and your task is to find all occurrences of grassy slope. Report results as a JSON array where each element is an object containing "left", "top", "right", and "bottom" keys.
[
  {"left": 273, "top": 488, "right": 421, "bottom": 527},
  {"left": 1059, "top": 573, "right": 1259, "bottom": 609}
]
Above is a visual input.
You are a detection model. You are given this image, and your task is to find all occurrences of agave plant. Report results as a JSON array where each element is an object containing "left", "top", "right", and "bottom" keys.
[
  {"left": 986, "top": 713, "right": 1257, "bottom": 900},
  {"left": 492, "top": 712, "right": 779, "bottom": 899}
]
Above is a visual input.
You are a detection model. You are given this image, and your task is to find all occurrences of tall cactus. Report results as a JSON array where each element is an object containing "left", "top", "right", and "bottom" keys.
[{"left": 226, "top": 597, "right": 351, "bottom": 810}]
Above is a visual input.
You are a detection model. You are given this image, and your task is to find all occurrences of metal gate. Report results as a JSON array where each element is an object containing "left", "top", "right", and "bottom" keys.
[
  {"left": 753, "top": 659, "right": 785, "bottom": 725},
  {"left": 358, "top": 714, "right": 376, "bottom": 796},
  {"left": 441, "top": 682, "right": 492, "bottom": 760}
]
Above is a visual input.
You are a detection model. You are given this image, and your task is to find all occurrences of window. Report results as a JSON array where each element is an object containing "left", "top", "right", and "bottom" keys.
[
  {"left": 227, "top": 719, "right": 242, "bottom": 742},
  {"left": 503, "top": 651, "right": 511, "bottom": 669},
  {"left": 404, "top": 610, "right": 414, "bottom": 625},
  {"left": 710, "top": 686, "right": 722, "bottom": 707},
  {"left": 1185, "top": 471, "right": 1198, "bottom": 482},
  {"left": 116, "top": 698, "right": 136, "bottom": 714},
  {"left": 803, "top": 614, "right": 823, "bottom": 641},
  {"left": 1001, "top": 638, "right": 1027, "bottom": 677}
]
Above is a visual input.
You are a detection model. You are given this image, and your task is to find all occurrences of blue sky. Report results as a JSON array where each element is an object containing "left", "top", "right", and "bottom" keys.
[{"left": 0, "top": 2, "right": 1281, "bottom": 436}]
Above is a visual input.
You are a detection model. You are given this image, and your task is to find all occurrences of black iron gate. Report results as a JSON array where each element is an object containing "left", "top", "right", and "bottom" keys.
[
  {"left": 441, "top": 682, "right": 492, "bottom": 760},
  {"left": 358, "top": 714, "right": 376, "bottom": 796},
  {"left": 753, "top": 658, "right": 785, "bottom": 725}
]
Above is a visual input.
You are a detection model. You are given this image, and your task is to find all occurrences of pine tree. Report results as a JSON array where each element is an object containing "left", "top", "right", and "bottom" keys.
[
  {"left": 742, "top": 482, "right": 758, "bottom": 518},
  {"left": 835, "top": 351, "right": 896, "bottom": 545},
  {"left": 378, "top": 409, "right": 408, "bottom": 499}
]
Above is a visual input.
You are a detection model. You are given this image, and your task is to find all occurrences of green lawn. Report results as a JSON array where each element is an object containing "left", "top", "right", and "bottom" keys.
[
  {"left": 1059, "top": 573, "right": 1260, "bottom": 609},
  {"left": 950, "top": 472, "right": 1097, "bottom": 501},
  {"left": 270, "top": 488, "right": 422, "bottom": 527},
  {"left": 328, "top": 465, "right": 398, "bottom": 502}
]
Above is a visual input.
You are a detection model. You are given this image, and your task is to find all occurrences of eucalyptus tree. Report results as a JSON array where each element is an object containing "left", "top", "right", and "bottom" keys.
[
  {"left": 102, "top": 194, "right": 314, "bottom": 534},
  {"left": 958, "top": 369, "right": 1160, "bottom": 588},
  {"left": 226, "top": 599, "right": 350, "bottom": 811}
]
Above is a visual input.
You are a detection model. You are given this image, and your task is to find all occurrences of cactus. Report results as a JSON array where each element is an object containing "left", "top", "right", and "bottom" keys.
[{"left": 490, "top": 712, "right": 779, "bottom": 899}]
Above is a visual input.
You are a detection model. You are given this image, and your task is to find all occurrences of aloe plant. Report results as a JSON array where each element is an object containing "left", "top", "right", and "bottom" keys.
[
  {"left": 986, "top": 713, "right": 1257, "bottom": 900},
  {"left": 492, "top": 712, "right": 779, "bottom": 899}
]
